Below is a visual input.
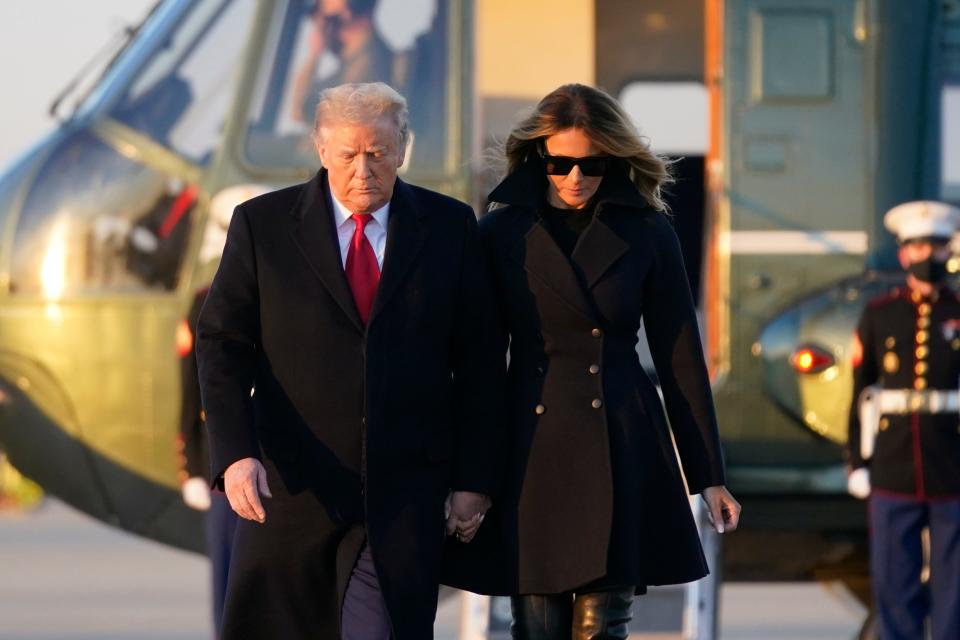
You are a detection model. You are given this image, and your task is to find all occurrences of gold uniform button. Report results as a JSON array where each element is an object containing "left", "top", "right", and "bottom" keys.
[
  {"left": 917, "top": 345, "right": 930, "bottom": 359},
  {"left": 883, "top": 352, "right": 900, "bottom": 374},
  {"left": 885, "top": 336, "right": 896, "bottom": 348},
  {"left": 591, "top": 399, "right": 603, "bottom": 409},
  {"left": 916, "top": 330, "right": 929, "bottom": 344},
  {"left": 915, "top": 362, "right": 928, "bottom": 375},
  {"left": 917, "top": 317, "right": 931, "bottom": 329},
  {"left": 588, "top": 364, "right": 600, "bottom": 374},
  {"left": 591, "top": 328, "right": 602, "bottom": 338},
  {"left": 919, "top": 302, "right": 932, "bottom": 316},
  {"left": 914, "top": 378, "right": 928, "bottom": 390},
  {"left": 953, "top": 339, "right": 960, "bottom": 351},
  {"left": 535, "top": 404, "right": 546, "bottom": 415},
  {"left": 879, "top": 417, "right": 890, "bottom": 431}
]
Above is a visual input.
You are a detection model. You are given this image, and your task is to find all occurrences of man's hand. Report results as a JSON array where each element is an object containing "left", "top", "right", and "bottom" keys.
[
  {"left": 445, "top": 491, "right": 491, "bottom": 543},
  {"left": 181, "top": 476, "right": 211, "bottom": 511},
  {"left": 701, "top": 485, "right": 741, "bottom": 534},
  {"left": 224, "top": 457, "right": 272, "bottom": 523}
]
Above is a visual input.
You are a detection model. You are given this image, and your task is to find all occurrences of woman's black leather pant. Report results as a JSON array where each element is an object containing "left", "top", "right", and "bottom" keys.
[{"left": 510, "top": 587, "right": 634, "bottom": 640}]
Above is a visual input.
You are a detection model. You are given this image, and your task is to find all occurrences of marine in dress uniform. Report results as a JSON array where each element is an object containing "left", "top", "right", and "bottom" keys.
[{"left": 847, "top": 200, "right": 960, "bottom": 640}]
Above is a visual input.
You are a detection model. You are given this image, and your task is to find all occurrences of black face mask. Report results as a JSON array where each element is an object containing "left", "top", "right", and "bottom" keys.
[{"left": 909, "top": 256, "right": 948, "bottom": 284}]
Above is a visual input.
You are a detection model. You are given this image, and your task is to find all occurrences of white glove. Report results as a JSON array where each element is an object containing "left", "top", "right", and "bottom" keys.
[
  {"left": 182, "top": 476, "right": 211, "bottom": 511},
  {"left": 129, "top": 226, "right": 159, "bottom": 253},
  {"left": 847, "top": 467, "right": 871, "bottom": 500}
]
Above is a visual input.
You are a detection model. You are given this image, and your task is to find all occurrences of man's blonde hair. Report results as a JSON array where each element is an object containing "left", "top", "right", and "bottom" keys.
[{"left": 314, "top": 82, "right": 410, "bottom": 148}]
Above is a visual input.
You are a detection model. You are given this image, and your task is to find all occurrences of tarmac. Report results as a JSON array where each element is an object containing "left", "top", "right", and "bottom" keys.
[{"left": 0, "top": 499, "right": 866, "bottom": 640}]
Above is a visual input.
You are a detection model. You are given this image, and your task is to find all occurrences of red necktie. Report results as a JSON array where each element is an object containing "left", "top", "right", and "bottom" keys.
[{"left": 345, "top": 213, "right": 381, "bottom": 324}]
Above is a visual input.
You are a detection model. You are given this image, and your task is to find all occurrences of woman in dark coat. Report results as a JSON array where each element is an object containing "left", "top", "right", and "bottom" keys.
[{"left": 444, "top": 84, "right": 741, "bottom": 639}]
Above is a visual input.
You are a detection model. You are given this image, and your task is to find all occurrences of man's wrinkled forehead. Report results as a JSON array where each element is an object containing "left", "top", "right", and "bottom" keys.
[{"left": 318, "top": 115, "right": 399, "bottom": 147}]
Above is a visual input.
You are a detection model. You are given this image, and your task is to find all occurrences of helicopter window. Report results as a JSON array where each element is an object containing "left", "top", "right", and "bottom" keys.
[
  {"left": 110, "top": 0, "right": 256, "bottom": 166},
  {"left": 10, "top": 131, "right": 198, "bottom": 297},
  {"left": 242, "top": 0, "right": 449, "bottom": 175}
]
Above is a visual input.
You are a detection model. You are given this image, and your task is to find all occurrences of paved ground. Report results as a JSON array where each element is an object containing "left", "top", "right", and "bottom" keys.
[{"left": 0, "top": 500, "right": 866, "bottom": 639}]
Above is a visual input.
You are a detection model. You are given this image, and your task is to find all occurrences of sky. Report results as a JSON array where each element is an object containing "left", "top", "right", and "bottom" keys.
[{"left": 0, "top": 1, "right": 155, "bottom": 168}]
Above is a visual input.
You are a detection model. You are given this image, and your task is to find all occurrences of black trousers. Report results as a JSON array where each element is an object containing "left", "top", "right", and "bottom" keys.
[{"left": 510, "top": 587, "right": 634, "bottom": 640}]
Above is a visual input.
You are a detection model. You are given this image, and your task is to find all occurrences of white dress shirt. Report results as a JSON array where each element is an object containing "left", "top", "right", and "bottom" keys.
[{"left": 329, "top": 193, "right": 389, "bottom": 270}]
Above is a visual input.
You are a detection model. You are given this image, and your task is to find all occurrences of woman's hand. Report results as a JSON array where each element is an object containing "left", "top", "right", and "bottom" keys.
[
  {"left": 701, "top": 485, "right": 741, "bottom": 534},
  {"left": 445, "top": 491, "right": 491, "bottom": 543}
]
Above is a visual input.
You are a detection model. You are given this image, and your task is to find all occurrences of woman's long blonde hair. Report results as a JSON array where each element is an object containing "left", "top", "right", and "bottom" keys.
[{"left": 503, "top": 84, "right": 673, "bottom": 211}]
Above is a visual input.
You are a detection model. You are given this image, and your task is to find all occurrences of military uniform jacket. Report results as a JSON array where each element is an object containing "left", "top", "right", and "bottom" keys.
[
  {"left": 848, "top": 285, "right": 960, "bottom": 497},
  {"left": 197, "top": 170, "right": 503, "bottom": 640},
  {"left": 443, "top": 160, "right": 727, "bottom": 595}
]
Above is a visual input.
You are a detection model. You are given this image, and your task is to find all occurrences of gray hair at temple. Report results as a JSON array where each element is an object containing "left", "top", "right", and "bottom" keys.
[{"left": 313, "top": 82, "right": 410, "bottom": 149}]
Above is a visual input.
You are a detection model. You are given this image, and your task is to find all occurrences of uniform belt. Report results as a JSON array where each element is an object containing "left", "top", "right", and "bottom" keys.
[{"left": 877, "top": 389, "right": 960, "bottom": 414}]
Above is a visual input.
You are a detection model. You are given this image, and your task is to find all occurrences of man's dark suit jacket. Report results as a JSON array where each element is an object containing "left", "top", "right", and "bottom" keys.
[{"left": 196, "top": 169, "right": 502, "bottom": 640}]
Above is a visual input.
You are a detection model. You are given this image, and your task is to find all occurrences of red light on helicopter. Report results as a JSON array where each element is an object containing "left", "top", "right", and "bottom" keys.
[
  {"left": 790, "top": 345, "right": 835, "bottom": 374},
  {"left": 175, "top": 320, "right": 193, "bottom": 358}
]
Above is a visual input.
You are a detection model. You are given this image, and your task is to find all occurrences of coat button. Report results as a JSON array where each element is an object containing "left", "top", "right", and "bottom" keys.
[
  {"left": 917, "top": 345, "right": 929, "bottom": 359},
  {"left": 536, "top": 367, "right": 545, "bottom": 376},
  {"left": 591, "top": 399, "right": 603, "bottom": 409},
  {"left": 914, "top": 377, "right": 927, "bottom": 390},
  {"left": 591, "top": 328, "right": 602, "bottom": 338},
  {"left": 588, "top": 364, "right": 600, "bottom": 374},
  {"left": 916, "top": 330, "right": 929, "bottom": 344},
  {"left": 535, "top": 404, "right": 546, "bottom": 415}
]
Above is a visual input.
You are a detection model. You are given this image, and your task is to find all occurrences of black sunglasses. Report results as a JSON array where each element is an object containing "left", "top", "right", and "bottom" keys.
[{"left": 542, "top": 154, "right": 609, "bottom": 177}]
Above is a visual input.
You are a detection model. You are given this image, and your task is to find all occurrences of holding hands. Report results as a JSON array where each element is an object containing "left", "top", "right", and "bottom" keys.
[{"left": 445, "top": 491, "right": 491, "bottom": 544}]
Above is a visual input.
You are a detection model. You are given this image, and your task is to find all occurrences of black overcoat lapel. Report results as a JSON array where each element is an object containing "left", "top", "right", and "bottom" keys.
[
  {"left": 289, "top": 170, "right": 364, "bottom": 333},
  {"left": 518, "top": 221, "right": 596, "bottom": 321},
  {"left": 369, "top": 180, "right": 426, "bottom": 325},
  {"left": 509, "top": 209, "right": 630, "bottom": 322},
  {"left": 571, "top": 217, "right": 630, "bottom": 289}
]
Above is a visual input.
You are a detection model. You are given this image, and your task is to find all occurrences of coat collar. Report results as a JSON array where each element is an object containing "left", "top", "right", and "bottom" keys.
[
  {"left": 491, "top": 159, "right": 638, "bottom": 319},
  {"left": 289, "top": 169, "right": 427, "bottom": 333}
]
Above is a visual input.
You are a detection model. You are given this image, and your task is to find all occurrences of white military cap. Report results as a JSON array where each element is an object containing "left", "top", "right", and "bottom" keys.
[{"left": 884, "top": 200, "right": 960, "bottom": 243}]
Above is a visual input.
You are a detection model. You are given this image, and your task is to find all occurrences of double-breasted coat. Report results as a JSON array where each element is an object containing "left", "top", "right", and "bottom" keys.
[
  {"left": 847, "top": 285, "right": 960, "bottom": 497},
  {"left": 443, "top": 160, "right": 727, "bottom": 595},
  {"left": 196, "top": 169, "right": 502, "bottom": 639}
]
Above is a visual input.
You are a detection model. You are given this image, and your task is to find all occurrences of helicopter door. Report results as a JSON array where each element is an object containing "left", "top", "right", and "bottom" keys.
[{"left": 717, "top": 0, "right": 869, "bottom": 463}]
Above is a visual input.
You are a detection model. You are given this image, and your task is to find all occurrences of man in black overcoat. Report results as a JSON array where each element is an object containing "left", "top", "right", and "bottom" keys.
[{"left": 196, "top": 82, "right": 501, "bottom": 639}]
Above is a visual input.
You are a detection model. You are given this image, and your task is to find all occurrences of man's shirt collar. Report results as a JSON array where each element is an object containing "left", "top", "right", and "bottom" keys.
[{"left": 330, "top": 192, "right": 390, "bottom": 231}]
